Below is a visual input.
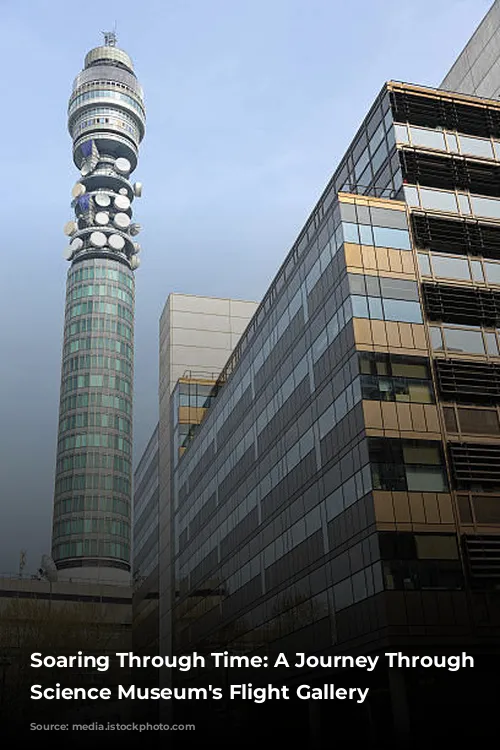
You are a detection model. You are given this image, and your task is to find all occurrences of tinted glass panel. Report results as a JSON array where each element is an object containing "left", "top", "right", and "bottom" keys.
[
  {"left": 342, "top": 222, "right": 359, "bottom": 243},
  {"left": 471, "top": 196, "right": 500, "bottom": 219},
  {"left": 394, "top": 123, "right": 409, "bottom": 143},
  {"left": 420, "top": 189, "right": 457, "bottom": 213},
  {"left": 432, "top": 255, "right": 470, "bottom": 280},
  {"left": 485, "top": 332, "right": 499, "bottom": 355},
  {"left": 372, "top": 226, "right": 411, "bottom": 250},
  {"left": 418, "top": 253, "right": 431, "bottom": 275},
  {"left": 415, "top": 535, "right": 459, "bottom": 559},
  {"left": 383, "top": 299, "right": 422, "bottom": 323},
  {"left": 484, "top": 262, "right": 500, "bottom": 284},
  {"left": 410, "top": 126, "right": 446, "bottom": 150},
  {"left": 443, "top": 328, "right": 485, "bottom": 354},
  {"left": 470, "top": 260, "right": 484, "bottom": 281},
  {"left": 380, "top": 278, "right": 419, "bottom": 300},
  {"left": 404, "top": 186, "right": 419, "bottom": 206},
  {"left": 446, "top": 133, "right": 459, "bottom": 152},
  {"left": 459, "top": 135, "right": 493, "bottom": 158}
]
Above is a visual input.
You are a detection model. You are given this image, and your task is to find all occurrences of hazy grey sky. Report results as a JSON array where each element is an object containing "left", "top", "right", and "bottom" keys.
[{"left": 0, "top": 0, "right": 491, "bottom": 573}]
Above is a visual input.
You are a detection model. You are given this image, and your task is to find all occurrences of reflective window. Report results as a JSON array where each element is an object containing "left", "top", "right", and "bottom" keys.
[
  {"left": 410, "top": 126, "right": 446, "bottom": 150},
  {"left": 470, "top": 259, "right": 484, "bottom": 281},
  {"left": 446, "top": 132, "right": 459, "bottom": 152},
  {"left": 485, "top": 262, "right": 500, "bottom": 284},
  {"left": 342, "top": 222, "right": 410, "bottom": 250},
  {"left": 342, "top": 223, "right": 359, "bottom": 243},
  {"left": 457, "top": 193, "right": 471, "bottom": 214},
  {"left": 459, "top": 134, "right": 494, "bottom": 159},
  {"left": 430, "top": 326, "right": 444, "bottom": 350},
  {"left": 420, "top": 188, "right": 457, "bottom": 213},
  {"left": 352, "top": 296, "right": 369, "bottom": 318},
  {"left": 470, "top": 195, "right": 500, "bottom": 219},
  {"left": 418, "top": 253, "right": 431, "bottom": 276},
  {"left": 443, "top": 327, "right": 485, "bottom": 355},
  {"left": 431, "top": 255, "right": 470, "bottom": 280},
  {"left": 383, "top": 299, "right": 422, "bottom": 323},
  {"left": 354, "top": 147, "right": 370, "bottom": 180},
  {"left": 359, "top": 224, "right": 373, "bottom": 245},
  {"left": 360, "top": 353, "right": 434, "bottom": 404},
  {"left": 485, "top": 332, "right": 499, "bottom": 355},
  {"left": 369, "top": 438, "right": 448, "bottom": 493},
  {"left": 380, "top": 277, "right": 419, "bottom": 301},
  {"left": 372, "top": 225, "right": 411, "bottom": 250},
  {"left": 394, "top": 123, "right": 409, "bottom": 143},
  {"left": 404, "top": 185, "right": 419, "bottom": 206}
]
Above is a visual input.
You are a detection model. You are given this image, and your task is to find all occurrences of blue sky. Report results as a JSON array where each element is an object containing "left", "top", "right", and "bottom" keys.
[{"left": 0, "top": 0, "right": 491, "bottom": 572}]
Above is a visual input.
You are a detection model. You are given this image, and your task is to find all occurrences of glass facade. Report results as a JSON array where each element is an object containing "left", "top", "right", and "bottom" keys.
[
  {"left": 52, "top": 258, "right": 134, "bottom": 570},
  {"left": 152, "top": 80, "right": 500, "bottom": 741}
]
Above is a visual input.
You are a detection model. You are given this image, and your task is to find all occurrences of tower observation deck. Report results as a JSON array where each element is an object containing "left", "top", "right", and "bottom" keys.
[{"left": 51, "top": 35, "right": 145, "bottom": 583}]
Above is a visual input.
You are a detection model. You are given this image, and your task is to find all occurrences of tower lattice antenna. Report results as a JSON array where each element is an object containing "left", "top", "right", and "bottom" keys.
[{"left": 102, "top": 29, "right": 117, "bottom": 46}]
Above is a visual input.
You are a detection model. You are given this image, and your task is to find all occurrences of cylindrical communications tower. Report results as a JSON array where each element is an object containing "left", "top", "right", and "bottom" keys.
[{"left": 51, "top": 34, "right": 145, "bottom": 583}]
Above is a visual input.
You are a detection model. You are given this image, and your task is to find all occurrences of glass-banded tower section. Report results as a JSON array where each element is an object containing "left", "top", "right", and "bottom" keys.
[{"left": 52, "top": 35, "right": 145, "bottom": 583}]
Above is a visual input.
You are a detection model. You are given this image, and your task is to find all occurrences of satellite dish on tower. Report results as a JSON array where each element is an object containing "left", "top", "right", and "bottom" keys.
[
  {"left": 114, "top": 212, "right": 130, "bottom": 229},
  {"left": 90, "top": 231, "right": 107, "bottom": 248},
  {"left": 119, "top": 187, "right": 128, "bottom": 196},
  {"left": 95, "top": 193, "right": 111, "bottom": 207},
  {"left": 95, "top": 211, "right": 109, "bottom": 226},
  {"left": 72, "top": 183, "right": 86, "bottom": 199},
  {"left": 130, "top": 255, "right": 140, "bottom": 270},
  {"left": 133, "top": 182, "right": 143, "bottom": 197},
  {"left": 129, "top": 223, "right": 141, "bottom": 236},
  {"left": 115, "top": 157, "right": 131, "bottom": 174},
  {"left": 132, "top": 242, "right": 141, "bottom": 254},
  {"left": 70, "top": 237, "right": 84, "bottom": 252},
  {"left": 109, "top": 234, "right": 125, "bottom": 250},
  {"left": 114, "top": 194, "right": 130, "bottom": 211},
  {"left": 64, "top": 221, "right": 77, "bottom": 236}
]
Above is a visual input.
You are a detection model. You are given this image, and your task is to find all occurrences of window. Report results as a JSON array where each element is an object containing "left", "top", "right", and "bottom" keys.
[
  {"left": 372, "top": 225, "right": 411, "bottom": 250},
  {"left": 459, "top": 134, "right": 493, "bottom": 159},
  {"left": 443, "top": 327, "right": 485, "bottom": 355},
  {"left": 383, "top": 299, "right": 422, "bottom": 323},
  {"left": 369, "top": 438, "right": 448, "bottom": 493},
  {"left": 418, "top": 253, "right": 431, "bottom": 276},
  {"left": 485, "top": 262, "right": 500, "bottom": 285},
  {"left": 408, "top": 127, "right": 441, "bottom": 150},
  {"left": 431, "top": 255, "right": 470, "bottom": 280},
  {"left": 420, "top": 188, "right": 457, "bottom": 213},
  {"left": 410, "top": 126, "right": 446, "bottom": 150},
  {"left": 360, "top": 353, "right": 434, "bottom": 404},
  {"left": 394, "top": 123, "right": 409, "bottom": 143},
  {"left": 471, "top": 195, "right": 500, "bottom": 219},
  {"left": 404, "top": 185, "right": 419, "bottom": 206}
]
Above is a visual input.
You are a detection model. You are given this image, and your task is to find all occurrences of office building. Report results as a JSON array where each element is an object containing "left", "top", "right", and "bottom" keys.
[
  {"left": 441, "top": 0, "right": 500, "bottom": 96},
  {"left": 132, "top": 295, "right": 257, "bottom": 693},
  {"left": 51, "top": 34, "right": 145, "bottom": 583},
  {"left": 163, "top": 81, "right": 500, "bottom": 742}
]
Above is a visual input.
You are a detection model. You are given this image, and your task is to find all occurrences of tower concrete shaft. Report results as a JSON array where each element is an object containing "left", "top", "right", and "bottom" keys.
[{"left": 51, "top": 35, "right": 145, "bottom": 583}]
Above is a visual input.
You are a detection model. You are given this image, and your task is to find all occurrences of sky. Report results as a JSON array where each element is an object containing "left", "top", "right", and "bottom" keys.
[{"left": 0, "top": 0, "right": 492, "bottom": 574}]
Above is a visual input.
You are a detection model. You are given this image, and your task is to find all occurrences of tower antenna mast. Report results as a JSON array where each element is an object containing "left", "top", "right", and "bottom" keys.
[{"left": 102, "top": 26, "right": 117, "bottom": 46}]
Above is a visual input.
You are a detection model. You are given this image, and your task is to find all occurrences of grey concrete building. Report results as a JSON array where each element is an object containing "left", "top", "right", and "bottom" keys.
[
  {"left": 158, "top": 294, "right": 258, "bottom": 663},
  {"left": 131, "top": 294, "right": 257, "bottom": 715},
  {"left": 52, "top": 35, "right": 145, "bottom": 584},
  {"left": 441, "top": 0, "right": 500, "bottom": 96}
]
